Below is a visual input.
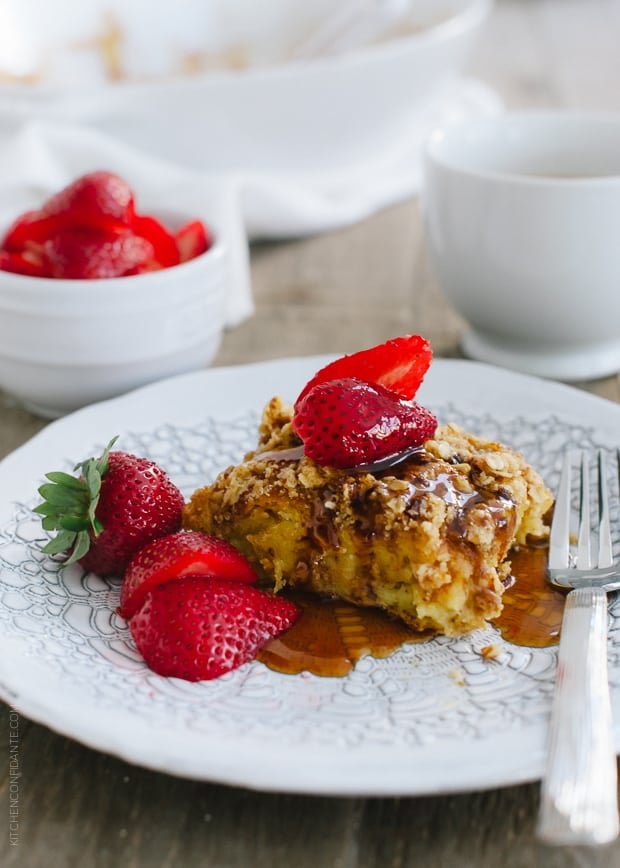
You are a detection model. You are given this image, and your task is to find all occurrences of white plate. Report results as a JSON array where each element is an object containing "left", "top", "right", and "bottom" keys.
[{"left": 0, "top": 357, "right": 619, "bottom": 796}]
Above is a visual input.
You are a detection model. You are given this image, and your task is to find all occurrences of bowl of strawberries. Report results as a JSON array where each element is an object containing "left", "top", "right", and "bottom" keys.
[{"left": 0, "top": 170, "right": 226, "bottom": 418}]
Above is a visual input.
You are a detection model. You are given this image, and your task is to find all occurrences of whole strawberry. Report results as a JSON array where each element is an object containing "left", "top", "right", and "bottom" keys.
[
  {"left": 129, "top": 575, "right": 300, "bottom": 681},
  {"left": 34, "top": 437, "right": 184, "bottom": 576},
  {"left": 293, "top": 377, "right": 437, "bottom": 469}
]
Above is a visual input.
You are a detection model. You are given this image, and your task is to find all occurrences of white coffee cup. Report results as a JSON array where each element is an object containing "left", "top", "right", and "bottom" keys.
[{"left": 422, "top": 111, "right": 620, "bottom": 380}]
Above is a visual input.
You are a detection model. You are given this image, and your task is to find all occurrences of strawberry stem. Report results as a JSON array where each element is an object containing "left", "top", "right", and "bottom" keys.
[{"left": 33, "top": 435, "right": 118, "bottom": 565}]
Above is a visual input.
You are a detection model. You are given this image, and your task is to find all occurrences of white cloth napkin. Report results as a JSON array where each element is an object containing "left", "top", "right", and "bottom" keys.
[
  {"left": 241, "top": 79, "right": 501, "bottom": 238},
  {"left": 0, "top": 78, "right": 500, "bottom": 327}
]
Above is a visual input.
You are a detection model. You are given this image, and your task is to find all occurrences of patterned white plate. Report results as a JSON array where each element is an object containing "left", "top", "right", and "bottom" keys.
[{"left": 1, "top": 357, "right": 619, "bottom": 796}]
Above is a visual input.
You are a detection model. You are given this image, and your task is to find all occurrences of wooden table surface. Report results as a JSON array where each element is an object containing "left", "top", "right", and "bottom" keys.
[{"left": 2, "top": 2, "right": 620, "bottom": 866}]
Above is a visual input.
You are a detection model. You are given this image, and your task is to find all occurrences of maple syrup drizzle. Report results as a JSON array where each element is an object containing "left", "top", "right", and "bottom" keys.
[
  {"left": 258, "top": 592, "right": 432, "bottom": 677},
  {"left": 494, "top": 544, "right": 565, "bottom": 647},
  {"left": 255, "top": 444, "right": 425, "bottom": 473},
  {"left": 257, "top": 545, "right": 564, "bottom": 677}
]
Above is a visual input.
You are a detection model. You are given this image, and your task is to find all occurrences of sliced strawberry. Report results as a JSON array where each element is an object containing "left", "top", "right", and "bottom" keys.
[
  {"left": 296, "top": 335, "right": 433, "bottom": 406},
  {"left": 129, "top": 575, "right": 300, "bottom": 681},
  {"left": 43, "top": 227, "right": 154, "bottom": 279},
  {"left": 3, "top": 173, "right": 134, "bottom": 250},
  {"left": 119, "top": 530, "right": 258, "bottom": 620},
  {"left": 293, "top": 377, "right": 437, "bottom": 469},
  {"left": 0, "top": 249, "right": 48, "bottom": 277},
  {"left": 123, "top": 260, "right": 164, "bottom": 275},
  {"left": 175, "top": 219, "right": 211, "bottom": 263},
  {"left": 1, "top": 174, "right": 211, "bottom": 279},
  {"left": 2, "top": 211, "right": 127, "bottom": 251},
  {"left": 2, "top": 210, "right": 44, "bottom": 251},
  {"left": 39, "top": 170, "right": 135, "bottom": 230},
  {"left": 132, "top": 214, "right": 180, "bottom": 268}
]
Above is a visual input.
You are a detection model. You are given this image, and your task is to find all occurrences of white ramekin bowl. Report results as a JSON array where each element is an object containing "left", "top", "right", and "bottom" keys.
[{"left": 0, "top": 229, "right": 226, "bottom": 417}]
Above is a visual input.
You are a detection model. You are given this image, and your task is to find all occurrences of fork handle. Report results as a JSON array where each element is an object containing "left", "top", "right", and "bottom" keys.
[{"left": 537, "top": 586, "right": 619, "bottom": 846}]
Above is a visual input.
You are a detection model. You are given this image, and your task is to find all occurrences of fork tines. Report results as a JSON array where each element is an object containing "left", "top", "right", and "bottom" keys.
[{"left": 548, "top": 448, "right": 618, "bottom": 576}]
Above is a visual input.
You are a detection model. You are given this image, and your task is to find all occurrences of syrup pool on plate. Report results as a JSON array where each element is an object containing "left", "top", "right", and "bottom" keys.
[{"left": 258, "top": 545, "right": 564, "bottom": 677}]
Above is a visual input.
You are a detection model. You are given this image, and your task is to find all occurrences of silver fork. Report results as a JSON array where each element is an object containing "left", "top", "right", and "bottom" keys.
[{"left": 537, "top": 449, "right": 620, "bottom": 846}]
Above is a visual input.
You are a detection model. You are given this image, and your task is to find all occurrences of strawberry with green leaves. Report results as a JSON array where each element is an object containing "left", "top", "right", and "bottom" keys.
[
  {"left": 34, "top": 437, "right": 184, "bottom": 576},
  {"left": 36, "top": 448, "right": 300, "bottom": 682}
]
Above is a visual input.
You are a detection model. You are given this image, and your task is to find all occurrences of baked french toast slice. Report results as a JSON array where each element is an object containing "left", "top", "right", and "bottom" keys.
[{"left": 183, "top": 397, "right": 552, "bottom": 636}]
